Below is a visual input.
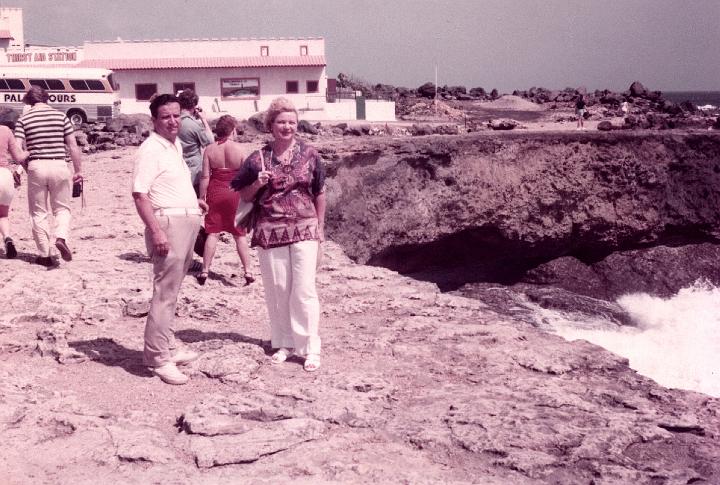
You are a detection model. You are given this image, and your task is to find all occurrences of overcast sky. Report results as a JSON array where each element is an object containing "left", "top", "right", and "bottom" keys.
[{"left": 8, "top": 0, "right": 720, "bottom": 92}]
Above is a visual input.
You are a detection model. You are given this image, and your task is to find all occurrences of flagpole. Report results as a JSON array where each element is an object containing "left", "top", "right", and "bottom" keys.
[{"left": 434, "top": 64, "right": 438, "bottom": 118}]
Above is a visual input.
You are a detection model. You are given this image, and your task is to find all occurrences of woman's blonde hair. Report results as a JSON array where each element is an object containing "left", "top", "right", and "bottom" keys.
[{"left": 264, "top": 97, "right": 298, "bottom": 132}]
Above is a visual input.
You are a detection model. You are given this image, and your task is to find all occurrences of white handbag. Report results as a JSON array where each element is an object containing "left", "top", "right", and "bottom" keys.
[{"left": 234, "top": 148, "right": 265, "bottom": 229}]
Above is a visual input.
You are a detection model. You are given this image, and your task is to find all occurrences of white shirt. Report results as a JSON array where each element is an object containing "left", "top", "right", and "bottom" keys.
[{"left": 132, "top": 132, "right": 198, "bottom": 210}]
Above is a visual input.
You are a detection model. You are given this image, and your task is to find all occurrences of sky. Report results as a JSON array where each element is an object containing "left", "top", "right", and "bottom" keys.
[{"left": 6, "top": 0, "right": 720, "bottom": 92}]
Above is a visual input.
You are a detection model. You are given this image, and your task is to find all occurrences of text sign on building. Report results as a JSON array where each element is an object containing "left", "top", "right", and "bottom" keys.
[{"left": 6, "top": 51, "right": 78, "bottom": 63}]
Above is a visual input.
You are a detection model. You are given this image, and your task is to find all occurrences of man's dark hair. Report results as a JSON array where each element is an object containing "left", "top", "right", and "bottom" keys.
[
  {"left": 149, "top": 93, "right": 179, "bottom": 118},
  {"left": 23, "top": 85, "right": 49, "bottom": 105},
  {"left": 177, "top": 89, "right": 199, "bottom": 110}
]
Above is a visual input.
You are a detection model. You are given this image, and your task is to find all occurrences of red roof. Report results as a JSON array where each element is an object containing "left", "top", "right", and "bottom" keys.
[
  {"left": 0, "top": 30, "right": 14, "bottom": 40},
  {"left": 77, "top": 55, "right": 326, "bottom": 70}
]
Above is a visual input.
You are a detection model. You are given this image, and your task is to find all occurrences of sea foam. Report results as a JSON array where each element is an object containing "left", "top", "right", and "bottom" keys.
[{"left": 553, "top": 280, "right": 720, "bottom": 398}]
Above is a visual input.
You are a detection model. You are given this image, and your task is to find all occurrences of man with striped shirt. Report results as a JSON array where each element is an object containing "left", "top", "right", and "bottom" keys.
[{"left": 15, "top": 86, "right": 83, "bottom": 267}]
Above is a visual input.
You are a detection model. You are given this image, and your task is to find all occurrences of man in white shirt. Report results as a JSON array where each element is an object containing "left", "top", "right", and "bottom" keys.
[{"left": 132, "top": 93, "right": 208, "bottom": 385}]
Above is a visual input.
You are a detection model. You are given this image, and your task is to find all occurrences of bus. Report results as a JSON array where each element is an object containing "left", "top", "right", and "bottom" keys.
[{"left": 0, "top": 66, "right": 120, "bottom": 125}]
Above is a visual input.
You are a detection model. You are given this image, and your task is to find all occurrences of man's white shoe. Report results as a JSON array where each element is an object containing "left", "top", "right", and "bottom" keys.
[
  {"left": 152, "top": 362, "right": 189, "bottom": 385},
  {"left": 171, "top": 348, "right": 200, "bottom": 366}
]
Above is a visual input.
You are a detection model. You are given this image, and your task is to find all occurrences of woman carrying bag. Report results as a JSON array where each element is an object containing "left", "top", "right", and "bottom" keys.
[{"left": 231, "top": 97, "right": 326, "bottom": 372}]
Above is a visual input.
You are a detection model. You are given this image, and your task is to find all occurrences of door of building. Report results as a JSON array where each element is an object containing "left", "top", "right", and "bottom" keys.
[{"left": 355, "top": 96, "right": 366, "bottom": 120}]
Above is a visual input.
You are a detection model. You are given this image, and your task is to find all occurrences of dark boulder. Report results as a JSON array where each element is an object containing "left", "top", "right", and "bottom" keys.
[
  {"left": 297, "top": 119, "right": 319, "bottom": 135},
  {"left": 247, "top": 112, "right": 265, "bottom": 132},
  {"left": 600, "top": 93, "right": 623, "bottom": 106},
  {"left": 596, "top": 121, "right": 614, "bottom": 131},
  {"left": 523, "top": 243, "right": 720, "bottom": 300},
  {"left": 417, "top": 82, "right": 436, "bottom": 99},
  {"left": 488, "top": 119, "right": 517, "bottom": 130},
  {"left": 105, "top": 113, "right": 153, "bottom": 135},
  {"left": 661, "top": 100, "right": 682, "bottom": 115},
  {"left": 680, "top": 100, "right": 697, "bottom": 113},
  {"left": 410, "top": 124, "right": 434, "bottom": 136},
  {"left": 629, "top": 81, "right": 648, "bottom": 98}
]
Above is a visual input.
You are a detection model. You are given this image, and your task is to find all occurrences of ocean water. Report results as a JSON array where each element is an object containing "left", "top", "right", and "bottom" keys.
[
  {"left": 663, "top": 91, "right": 720, "bottom": 110},
  {"left": 552, "top": 280, "right": 720, "bottom": 398}
]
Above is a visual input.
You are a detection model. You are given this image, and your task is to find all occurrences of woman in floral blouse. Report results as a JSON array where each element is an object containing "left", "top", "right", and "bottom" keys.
[{"left": 231, "top": 97, "right": 325, "bottom": 372}]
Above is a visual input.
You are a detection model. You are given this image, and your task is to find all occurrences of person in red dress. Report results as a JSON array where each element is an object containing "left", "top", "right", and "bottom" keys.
[{"left": 197, "top": 115, "right": 254, "bottom": 285}]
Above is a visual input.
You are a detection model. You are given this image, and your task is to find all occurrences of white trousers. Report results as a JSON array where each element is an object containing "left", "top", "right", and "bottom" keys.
[
  {"left": 258, "top": 240, "right": 321, "bottom": 356},
  {"left": 26, "top": 159, "right": 72, "bottom": 256}
]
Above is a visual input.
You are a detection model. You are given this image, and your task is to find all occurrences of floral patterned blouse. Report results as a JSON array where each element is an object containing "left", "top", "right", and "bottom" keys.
[{"left": 231, "top": 139, "right": 325, "bottom": 249}]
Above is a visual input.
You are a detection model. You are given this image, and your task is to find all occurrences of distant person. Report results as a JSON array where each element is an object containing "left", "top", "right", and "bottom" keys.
[
  {"left": 231, "top": 97, "right": 326, "bottom": 372},
  {"left": 197, "top": 115, "right": 254, "bottom": 286},
  {"left": 15, "top": 86, "right": 83, "bottom": 267},
  {"left": 132, "top": 93, "right": 208, "bottom": 385},
  {"left": 0, "top": 124, "right": 29, "bottom": 258},
  {"left": 575, "top": 96, "right": 586, "bottom": 129},
  {"left": 177, "top": 89, "right": 213, "bottom": 194},
  {"left": 621, "top": 100, "right": 630, "bottom": 118}
]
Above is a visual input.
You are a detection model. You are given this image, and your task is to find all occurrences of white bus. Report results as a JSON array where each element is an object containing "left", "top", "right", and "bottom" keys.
[{"left": 0, "top": 67, "right": 120, "bottom": 125}]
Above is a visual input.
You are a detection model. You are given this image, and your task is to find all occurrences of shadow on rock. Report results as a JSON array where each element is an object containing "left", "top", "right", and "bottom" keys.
[
  {"left": 176, "top": 329, "right": 267, "bottom": 353},
  {"left": 118, "top": 251, "right": 150, "bottom": 263},
  {"left": 69, "top": 338, "right": 152, "bottom": 378}
]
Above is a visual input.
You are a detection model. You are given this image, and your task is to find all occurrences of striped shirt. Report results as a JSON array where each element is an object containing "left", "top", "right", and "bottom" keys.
[{"left": 15, "top": 104, "right": 74, "bottom": 161}]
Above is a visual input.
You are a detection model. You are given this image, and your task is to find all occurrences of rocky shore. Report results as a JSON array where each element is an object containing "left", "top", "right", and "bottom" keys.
[{"left": 2, "top": 120, "right": 720, "bottom": 482}]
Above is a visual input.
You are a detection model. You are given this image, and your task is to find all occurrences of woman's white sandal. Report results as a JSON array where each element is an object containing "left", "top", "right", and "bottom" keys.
[
  {"left": 271, "top": 348, "right": 293, "bottom": 364},
  {"left": 303, "top": 354, "right": 321, "bottom": 372}
]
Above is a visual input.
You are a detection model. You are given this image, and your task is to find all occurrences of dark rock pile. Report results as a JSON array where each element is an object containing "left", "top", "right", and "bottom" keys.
[
  {"left": 75, "top": 114, "right": 154, "bottom": 153},
  {"left": 514, "top": 81, "right": 716, "bottom": 130}
]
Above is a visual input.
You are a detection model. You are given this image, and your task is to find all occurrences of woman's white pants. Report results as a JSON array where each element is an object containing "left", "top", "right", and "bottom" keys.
[{"left": 258, "top": 240, "right": 321, "bottom": 356}]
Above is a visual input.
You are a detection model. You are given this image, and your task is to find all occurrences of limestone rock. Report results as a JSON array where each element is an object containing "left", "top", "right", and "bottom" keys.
[{"left": 189, "top": 418, "right": 326, "bottom": 468}]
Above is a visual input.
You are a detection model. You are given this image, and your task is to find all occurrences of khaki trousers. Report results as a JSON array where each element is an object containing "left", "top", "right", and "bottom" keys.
[
  {"left": 258, "top": 240, "right": 321, "bottom": 357},
  {"left": 143, "top": 214, "right": 201, "bottom": 367},
  {"left": 26, "top": 159, "right": 71, "bottom": 256}
]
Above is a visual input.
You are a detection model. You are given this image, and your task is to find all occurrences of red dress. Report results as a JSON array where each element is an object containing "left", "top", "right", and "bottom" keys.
[{"left": 204, "top": 167, "right": 246, "bottom": 236}]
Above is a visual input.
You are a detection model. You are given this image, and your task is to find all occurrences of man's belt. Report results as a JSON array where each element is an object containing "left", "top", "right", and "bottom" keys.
[{"left": 154, "top": 207, "right": 202, "bottom": 216}]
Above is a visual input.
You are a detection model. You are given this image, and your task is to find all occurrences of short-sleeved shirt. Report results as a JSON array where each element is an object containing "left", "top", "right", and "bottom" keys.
[
  {"left": 178, "top": 113, "right": 211, "bottom": 185},
  {"left": 15, "top": 104, "right": 73, "bottom": 161},
  {"left": 231, "top": 139, "right": 325, "bottom": 249},
  {"left": 132, "top": 132, "right": 199, "bottom": 211}
]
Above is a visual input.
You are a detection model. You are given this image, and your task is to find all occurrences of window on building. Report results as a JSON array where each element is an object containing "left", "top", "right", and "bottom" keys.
[
  {"left": 173, "top": 82, "right": 196, "bottom": 95},
  {"left": 286, "top": 81, "right": 299, "bottom": 94},
  {"left": 135, "top": 83, "right": 157, "bottom": 101},
  {"left": 260, "top": 46, "right": 269, "bottom": 56},
  {"left": 306, "top": 80, "right": 319, "bottom": 93},
  {"left": 220, "top": 78, "right": 260, "bottom": 99},
  {"left": 300, "top": 45, "right": 308, "bottom": 56}
]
